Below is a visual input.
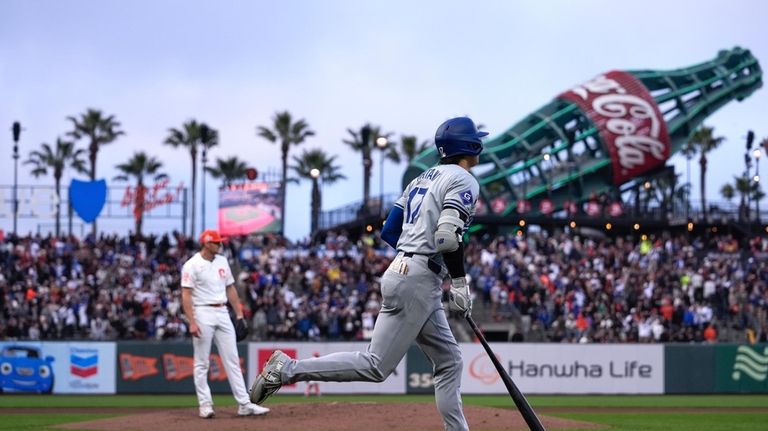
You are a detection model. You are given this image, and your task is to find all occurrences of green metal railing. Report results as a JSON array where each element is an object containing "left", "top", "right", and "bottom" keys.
[{"left": 402, "top": 47, "right": 762, "bottom": 218}]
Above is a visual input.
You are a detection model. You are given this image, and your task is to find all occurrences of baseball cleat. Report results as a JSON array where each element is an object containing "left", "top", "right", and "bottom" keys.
[
  {"left": 249, "top": 350, "right": 290, "bottom": 404},
  {"left": 237, "top": 402, "right": 270, "bottom": 416},
  {"left": 199, "top": 404, "right": 215, "bottom": 419}
]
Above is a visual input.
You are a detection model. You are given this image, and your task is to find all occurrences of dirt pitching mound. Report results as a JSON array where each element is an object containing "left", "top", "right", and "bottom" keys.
[{"left": 55, "top": 402, "right": 602, "bottom": 431}]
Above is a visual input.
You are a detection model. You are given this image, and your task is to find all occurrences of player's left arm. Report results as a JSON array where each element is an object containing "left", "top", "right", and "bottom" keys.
[
  {"left": 381, "top": 205, "right": 404, "bottom": 249},
  {"left": 435, "top": 174, "right": 479, "bottom": 315},
  {"left": 226, "top": 284, "right": 244, "bottom": 319},
  {"left": 435, "top": 173, "right": 478, "bottom": 258},
  {"left": 381, "top": 186, "right": 409, "bottom": 249},
  {"left": 223, "top": 264, "right": 243, "bottom": 319}
]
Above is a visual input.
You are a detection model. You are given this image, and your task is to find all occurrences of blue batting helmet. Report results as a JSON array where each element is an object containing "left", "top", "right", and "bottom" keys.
[{"left": 434, "top": 117, "right": 488, "bottom": 158}]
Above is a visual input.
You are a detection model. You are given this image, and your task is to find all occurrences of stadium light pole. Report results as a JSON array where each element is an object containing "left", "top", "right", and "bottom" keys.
[
  {"left": 376, "top": 136, "right": 388, "bottom": 218},
  {"left": 200, "top": 123, "right": 211, "bottom": 233},
  {"left": 201, "top": 145, "right": 208, "bottom": 231},
  {"left": 754, "top": 148, "right": 761, "bottom": 224},
  {"left": 11, "top": 122, "right": 22, "bottom": 237},
  {"left": 684, "top": 142, "right": 693, "bottom": 221},
  {"left": 310, "top": 168, "right": 321, "bottom": 233}
]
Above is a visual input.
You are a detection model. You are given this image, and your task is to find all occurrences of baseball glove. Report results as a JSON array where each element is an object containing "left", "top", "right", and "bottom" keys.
[{"left": 234, "top": 317, "right": 249, "bottom": 342}]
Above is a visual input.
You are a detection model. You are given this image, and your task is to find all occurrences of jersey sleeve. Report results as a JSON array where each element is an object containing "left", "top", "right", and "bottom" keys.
[
  {"left": 225, "top": 263, "right": 235, "bottom": 286},
  {"left": 394, "top": 184, "right": 410, "bottom": 210},
  {"left": 180, "top": 261, "right": 196, "bottom": 289},
  {"left": 443, "top": 171, "right": 479, "bottom": 231}
]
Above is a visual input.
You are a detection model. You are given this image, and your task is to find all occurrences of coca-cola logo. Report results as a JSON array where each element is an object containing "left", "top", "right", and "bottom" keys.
[
  {"left": 563, "top": 200, "right": 579, "bottom": 215},
  {"left": 539, "top": 198, "right": 554, "bottom": 215},
  {"left": 586, "top": 200, "right": 601, "bottom": 217},
  {"left": 491, "top": 197, "right": 507, "bottom": 214},
  {"left": 560, "top": 71, "right": 671, "bottom": 185},
  {"left": 608, "top": 202, "right": 624, "bottom": 217},
  {"left": 516, "top": 199, "right": 531, "bottom": 214}
]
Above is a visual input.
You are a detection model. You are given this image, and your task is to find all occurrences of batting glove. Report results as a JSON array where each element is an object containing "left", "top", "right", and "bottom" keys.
[{"left": 449, "top": 277, "right": 472, "bottom": 317}]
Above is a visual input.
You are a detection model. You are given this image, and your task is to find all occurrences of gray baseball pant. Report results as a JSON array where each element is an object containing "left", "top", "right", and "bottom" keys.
[{"left": 280, "top": 253, "right": 469, "bottom": 431}]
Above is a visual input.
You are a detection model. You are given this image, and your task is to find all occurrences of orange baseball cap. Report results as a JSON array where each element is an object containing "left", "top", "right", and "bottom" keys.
[{"left": 199, "top": 229, "right": 226, "bottom": 244}]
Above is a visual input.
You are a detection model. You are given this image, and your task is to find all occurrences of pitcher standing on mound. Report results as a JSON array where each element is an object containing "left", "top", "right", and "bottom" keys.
[
  {"left": 181, "top": 229, "right": 270, "bottom": 419},
  {"left": 250, "top": 117, "right": 485, "bottom": 431}
]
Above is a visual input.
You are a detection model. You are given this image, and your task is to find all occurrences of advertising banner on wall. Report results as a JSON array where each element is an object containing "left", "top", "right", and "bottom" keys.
[
  {"left": 664, "top": 345, "right": 715, "bottom": 393},
  {"left": 248, "top": 343, "right": 406, "bottom": 394},
  {"left": 0, "top": 341, "right": 116, "bottom": 394},
  {"left": 116, "top": 342, "right": 247, "bottom": 393},
  {"left": 406, "top": 344, "right": 435, "bottom": 394},
  {"left": 715, "top": 344, "right": 768, "bottom": 393},
  {"left": 218, "top": 182, "right": 282, "bottom": 236},
  {"left": 665, "top": 344, "right": 768, "bottom": 394},
  {"left": 558, "top": 71, "right": 671, "bottom": 185},
  {"left": 461, "top": 343, "right": 664, "bottom": 394}
]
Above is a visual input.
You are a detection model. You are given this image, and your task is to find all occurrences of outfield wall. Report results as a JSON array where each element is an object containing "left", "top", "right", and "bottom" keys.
[{"left": 1, "top": 341, "right": 765, "bottom": 395}]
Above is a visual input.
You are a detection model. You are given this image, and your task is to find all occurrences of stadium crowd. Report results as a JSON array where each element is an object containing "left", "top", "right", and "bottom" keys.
[{"left": 1, "top": 228, "right": 766, "bottom": 344}]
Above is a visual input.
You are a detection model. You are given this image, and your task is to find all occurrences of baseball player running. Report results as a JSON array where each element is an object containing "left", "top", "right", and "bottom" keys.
[
  {"left": 250, "top": 117, "right": 484, "bottom": 431},
  {"left": 181, "top": 229, "right": 269, "bottom": 418}
]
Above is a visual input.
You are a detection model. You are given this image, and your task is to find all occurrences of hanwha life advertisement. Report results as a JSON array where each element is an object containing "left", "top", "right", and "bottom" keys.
[
  {"left": 0, "top": 341, "right": 116, "bottom": 394},
  {"left": 218, "top": 182, "right": 282, "bottom": 236},
  {"left": 461, "top": 344, "right": 664, "bottom": 394},
  {"left": 248, "top": 343, "right": 406, "bottom": 394}
]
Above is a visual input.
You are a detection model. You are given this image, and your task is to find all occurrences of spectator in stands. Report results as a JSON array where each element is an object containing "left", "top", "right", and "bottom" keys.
[{"left": 1, "top": 229, "right": 767, "bottom": 344}]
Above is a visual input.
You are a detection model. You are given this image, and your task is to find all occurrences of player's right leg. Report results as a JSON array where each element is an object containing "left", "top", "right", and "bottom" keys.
[{"left": 193, "top": 307, "right": 216, "bottom": 418}]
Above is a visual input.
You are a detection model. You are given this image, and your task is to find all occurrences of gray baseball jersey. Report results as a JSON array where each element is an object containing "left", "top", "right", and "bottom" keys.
[
  {"left": 394, "top": 164, "right": 479, "bottom": 254},
  {"left": 277, "top": 162, "right": 477, "bottom": 431}
]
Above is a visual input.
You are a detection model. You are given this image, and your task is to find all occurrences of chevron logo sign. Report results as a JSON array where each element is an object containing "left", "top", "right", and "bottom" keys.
[
  {"left": 731, "top": 346, "right": 768, "bottom": 382},
  {"left": 70, "top": 348, "right": 98, "bottom": 378}
]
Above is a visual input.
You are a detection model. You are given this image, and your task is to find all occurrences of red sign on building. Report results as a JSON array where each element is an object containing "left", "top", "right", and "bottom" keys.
[
  {"left": 516, "top": 199, "right": 531, "bottom": 214},
  {"left": 539, "top": 198, "right": 554, "bottom": 215},
  {"left": 608, "top": 202, "right": 624, "bottom": 217},
  {"left": 563, "top": 200, "right": 579, "bottom": 216},
  {"left": 586, "top": 200, "right": 602, "bottom": 217},
  {"left": 559, "top": 71, "right": 671, "bottom": 185}
]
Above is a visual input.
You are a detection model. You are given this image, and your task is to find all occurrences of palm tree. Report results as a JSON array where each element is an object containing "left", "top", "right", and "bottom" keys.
[
  {"left": 680, "top": 140, "right": 696, "bottom": 214},
  {"left": 673, "top": 183, "right": 691, "bottom": 216},
  {"left": 688, "top": 126, "right": 725, "bottom": 221},
  {"left": 24, "top": 138, "right": 88, "bottom": 237},
  {"left": 67, "top": 108, "right": 125, "bottom": 236},
  {"left": 257, "top": 111, "right": 315, "bottom": 234},
  {"left": 289, "top": 149, "right": 346, "bottom": 234},
  {"left": 399, "top": 135, "right": 431, "bottom": 164},
  {"left": 206, "top": 156, "right": 249, "bottom": 187},
  {"left": 343, "top": 124, "right": 391, "bottom": 214},
  {"left": 113, "top": 152, "right": 167, "bottom": 237},
  {"left": 650, "top": 173, "right": 678, "bottom": 217},
  {"left": 198, "top": 123, "right": 219, "bottom": 232},
  {"left": 734, "top": 176, "right": 753, "bottom": 221},
  {"left": 720, "top": 183, "right": 735, "bottom": 205},
  {"left": 164, "top": 120, "right": 216, "bottom": 238}
]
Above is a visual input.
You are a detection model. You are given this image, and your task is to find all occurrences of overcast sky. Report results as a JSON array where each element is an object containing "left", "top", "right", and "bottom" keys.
[{"left": 1, "top": 0, "right": 767, "bottom": 240}]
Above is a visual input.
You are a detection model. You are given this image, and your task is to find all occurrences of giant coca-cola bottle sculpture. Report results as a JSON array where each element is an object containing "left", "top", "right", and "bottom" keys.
[{"left": 403, "top": 47, "right": 762, "bottom": 217}]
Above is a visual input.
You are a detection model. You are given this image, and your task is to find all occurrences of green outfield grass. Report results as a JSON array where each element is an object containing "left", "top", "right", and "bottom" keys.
[{"left": 0, "top": 394, "right": 766, "bottom": 430}]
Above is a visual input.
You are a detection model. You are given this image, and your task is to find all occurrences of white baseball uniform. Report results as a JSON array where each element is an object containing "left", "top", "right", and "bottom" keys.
[{"left": 181, "top": 252, "right": 250, "bottom": 407}]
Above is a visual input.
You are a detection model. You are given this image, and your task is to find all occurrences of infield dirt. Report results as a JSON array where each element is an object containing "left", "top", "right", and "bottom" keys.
[{"left": 50, "top": 402, "right": 603, "bottom": 430}]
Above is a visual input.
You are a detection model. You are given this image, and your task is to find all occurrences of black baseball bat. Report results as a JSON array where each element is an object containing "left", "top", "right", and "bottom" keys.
[{"left": 465, "top": 315, "right": 546, "bottom": 431}]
